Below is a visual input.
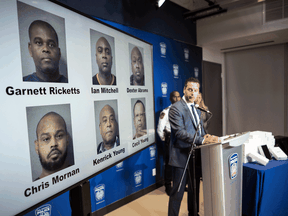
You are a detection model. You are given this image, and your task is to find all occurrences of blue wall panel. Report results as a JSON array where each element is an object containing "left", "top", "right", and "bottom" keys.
[{"left": 23, "top": 192, "right": 71, "bottom": 216}]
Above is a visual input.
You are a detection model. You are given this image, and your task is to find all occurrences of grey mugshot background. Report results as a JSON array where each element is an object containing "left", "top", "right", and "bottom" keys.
[
  {"left": 90, "top": 29, "right": 116, "bottom": 80},
  {"left": 26, "top": 104, "right": 74, "bottom": 181},
  {"left": 131, "top": 97, "right": 146, "bottom": 138},
  {"left": 18, "top": 1, "right": 68, "bottom": 80},
  {"left": 94, "top": 100, "right": 119, "bottom": 152}
]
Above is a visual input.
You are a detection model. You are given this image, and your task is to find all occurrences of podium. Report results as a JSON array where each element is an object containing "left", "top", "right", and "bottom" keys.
[{"left": 196, "top": 132, "right": 250, "bottom": 216}]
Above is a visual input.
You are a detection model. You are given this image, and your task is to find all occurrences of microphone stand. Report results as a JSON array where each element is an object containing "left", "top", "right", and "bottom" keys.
[{"left": 177, "top": 121, "right": 202, "bottom": 216}]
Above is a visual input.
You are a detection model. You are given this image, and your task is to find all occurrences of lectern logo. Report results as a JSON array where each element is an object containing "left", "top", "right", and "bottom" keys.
[
  {"left": 229, "top": 153, "right": 238, "bottom": 180},
  {"left": 35, "top": 204, "right": 51, "bottom": 216},
  {"left": 94, "top": 184, "right": 105, "bottom": 202}
]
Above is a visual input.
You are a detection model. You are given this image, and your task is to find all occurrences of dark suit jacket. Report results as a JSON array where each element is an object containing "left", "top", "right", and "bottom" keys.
[{"left": 168, "top": 99, "right": 205, "bottom": 168}]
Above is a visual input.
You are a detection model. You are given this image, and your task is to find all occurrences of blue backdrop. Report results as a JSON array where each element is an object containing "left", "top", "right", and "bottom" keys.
[{"left": 23, "top": 19, "right": 202, "bottom": 216}]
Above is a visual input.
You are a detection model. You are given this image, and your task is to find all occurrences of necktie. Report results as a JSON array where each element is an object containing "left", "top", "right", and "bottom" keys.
[{"left": 191, "top": 104, "right": 201, "bottom": 136}]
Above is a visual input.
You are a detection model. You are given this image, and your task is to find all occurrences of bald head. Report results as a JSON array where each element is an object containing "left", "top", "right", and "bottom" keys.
[
  {"left": 36, "top": 112, "right": 67, "bottom": 139},
  {"left": 170, "top": 91, "right": 181, "bottom": 104},
  {"left": 28, "top": 20, "right": 61, "bottom": 81},
  {"left": 34, "top": 112, "right": 69, "bottom": 176},
  {"left": 131, "top": 46, "right": 144, "bottom": 85},
  {"left": 96, "top": 37, "right": 113, "bottom": 75},
  {"left": 99, "top": 105, "right": 118, "bottom": 145},
  {"left": 29, "top": 20, "right": 58, "bottom": 45}
]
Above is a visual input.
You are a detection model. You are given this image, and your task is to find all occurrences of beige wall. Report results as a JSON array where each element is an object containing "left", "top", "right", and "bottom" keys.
[
  {"left": 225, "top": 44, "right": 285, "bottom": 135},
  {"left": 198, "top": 3, "right": 288, "bottom": 136}
]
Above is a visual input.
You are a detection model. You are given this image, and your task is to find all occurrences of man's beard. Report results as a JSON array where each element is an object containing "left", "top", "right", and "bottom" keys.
[
  {"left": 39, "top": 149, "right": 68, "bottom": 172},
  {"left": 135, "top": 73, "right": 143, "bottom": 83}
]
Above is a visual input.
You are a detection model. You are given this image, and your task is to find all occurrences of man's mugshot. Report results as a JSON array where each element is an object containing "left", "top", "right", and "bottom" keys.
[
  {"left": 23, "top": 20, "right": 68, "bottom": 83},
  {"left": 34, "top": 112, "right": 71, "bottom": 180},
  {"left": 97, "top": 104, "right": 120, "bottom": 154},
  {"left": 92, "top": 36, "right": 116, "bottom": 85},
  {"left": 133, "top": 100, "right": 147, "bottom": 139},
  {"left": 130, "top": 46, "right": 144, "bottom": 86}
]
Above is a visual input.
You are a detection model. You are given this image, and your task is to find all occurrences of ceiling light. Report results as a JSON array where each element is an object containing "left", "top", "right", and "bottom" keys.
[{"left": 157, "top": 0, "right": 166, "bottom": 8}]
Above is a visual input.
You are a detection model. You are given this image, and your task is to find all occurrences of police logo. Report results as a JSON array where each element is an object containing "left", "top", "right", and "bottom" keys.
[
  {"left": 194, "top": 67, "right": 199, "bottom": 78},
  {"left": 94, "top": 184, "right": 105, "bottom": 202},
  {"left": 116, "top": 161, "right": 124, "bottom": 172},
  {"left": 229, "top": 153, "right": 238, "bottom": 180},
  {"left": 173, "top": 64, "right": 179, "bottom": 78},
  {"left": 35, "top": 204, "right": 51, "bottom": 216},
  {"left": 116, "top": 161, "right": 123, "bottom": 169},
  {"left": 149, "top": 145, "right": 156, "bottom": 158},
  {"left": 134, "top": 170, "right": 142, "bottom": 185},
  {"left": 160, "top": 42, "right": 166, "bottom": 57},
  {"left": 184, "top": 48, "right": 189, "bottom": 61},
  {"left": 161, "top": 82, "right": 167, "bottom": 97}
]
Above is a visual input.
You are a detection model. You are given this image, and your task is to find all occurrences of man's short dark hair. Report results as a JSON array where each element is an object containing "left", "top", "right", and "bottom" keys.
[
  {"left": 184, "top": 77, "right": 200, "bottom": 88},
  {"left": 29, "top": 20, "right": 59, "bottom": 44},
  {"left": 169, "top": 91, "right": 179, "bottom": 102},
  {"left": 133, "top": 100, "right": 145, "bottom": 116}
]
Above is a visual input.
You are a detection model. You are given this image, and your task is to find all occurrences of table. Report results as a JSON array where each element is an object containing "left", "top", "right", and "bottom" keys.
[{"left": 242, "top": 160, "right": 288, "bottom": 216}]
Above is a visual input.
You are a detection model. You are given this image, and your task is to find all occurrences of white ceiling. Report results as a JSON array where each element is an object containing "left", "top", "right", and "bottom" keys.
[
  {"left": 170, "top": 0, "right": 288, "bottom": 52},
  {"left": 170, "top": 0, "right": 261, "bottom": 15}
]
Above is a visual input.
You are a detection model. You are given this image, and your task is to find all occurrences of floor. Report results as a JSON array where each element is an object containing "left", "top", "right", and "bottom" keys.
[{"left": 105, "top": 186, "right": 190, "bottom": 216}]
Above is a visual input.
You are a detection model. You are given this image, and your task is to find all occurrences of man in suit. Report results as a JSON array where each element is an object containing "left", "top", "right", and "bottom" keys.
[
  {"left": 157, "top": 91, "right": 181, "bottom": 195},
  {"left": 168, "top": 77, "right": 219, "bottom": 216}
]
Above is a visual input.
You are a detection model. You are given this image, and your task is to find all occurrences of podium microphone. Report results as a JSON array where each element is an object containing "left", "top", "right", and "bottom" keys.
[{"left": 195, "top": 104, "right": 212, "bottom": 114}]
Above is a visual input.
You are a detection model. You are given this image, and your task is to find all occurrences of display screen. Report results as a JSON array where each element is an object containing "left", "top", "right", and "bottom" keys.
[{"left": 0, "top": 0, "right": 155, "bottom": 215}]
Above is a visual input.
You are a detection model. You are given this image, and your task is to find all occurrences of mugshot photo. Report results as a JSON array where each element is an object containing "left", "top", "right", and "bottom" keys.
[
  {"left": 26, "top": 104, "right": 74, "bottom": 181},
  {"left": 129, "top": 44, "right": 145, "bottom": 86},
  {"left": 131, "top": 98, "right": 147, "bottom": 140},
  {"left": 94, "top": 100, "right": 120, "bottom": 154},
  {"left": 90, "top": 29, "right": 116, "bottom": 85},
  {"left": 17, "top": 1, "right": 68, "bottom": 83}
]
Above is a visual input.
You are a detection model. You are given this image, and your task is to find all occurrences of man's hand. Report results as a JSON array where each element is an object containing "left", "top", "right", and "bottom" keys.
[{"left": 203, "top": 134, "right": 220, "bottom": 144}]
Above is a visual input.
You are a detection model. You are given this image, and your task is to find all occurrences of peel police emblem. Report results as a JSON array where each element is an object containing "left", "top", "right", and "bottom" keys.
[
  {"left": 194, "top": 67, "right": 199, "bottom": 78},
  {"left": 160, "top": 42, "right": 166, "bottom": 57},
  {"left": 184, "top": 48, "right": 189, "bottom": 62},
  {"left": 116, "top": 161, "right": 123, "bottom": 169},
  {"left": 229, "top": 153, "right": 238, "bottom": 180},
  {"left": 134, "top": 170, "right": 142, "bottom": 185},
  {"left": 35, "top": 204, "right": 51, "bottom": 216},
  {"left": 161, "top": 82, "right": 167, "bottom": 97},
  {"left": 94, "top": 184, "right": 105, "bottom": 202},
  {"left": 173, "top": 64, "right": 179, "bottom": 78},
  {"left": 149, "top": 145, "right": 156, "bottom": 158}
]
